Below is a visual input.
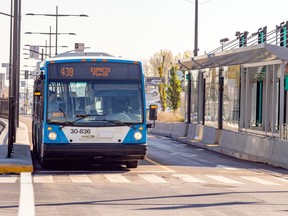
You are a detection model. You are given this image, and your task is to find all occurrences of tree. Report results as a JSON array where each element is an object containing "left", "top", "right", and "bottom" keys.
[
  {"left": 142, "top": 59, "right": 154, "bottom": 77},
  {"left": 158, "top": 65, "right": 167, "bottom": 111},
  {"left": 148, "top": 50, "right": 175, "bottom": 111},
  {"left": 149, "top": 49, "right": 174, "bottom": 83},
  {"left": 167, "top": 65, "right": 181, "bottom": 112}
]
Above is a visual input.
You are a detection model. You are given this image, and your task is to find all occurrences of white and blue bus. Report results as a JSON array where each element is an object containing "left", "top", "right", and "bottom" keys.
[{"left": 32, "top": 52, "right": 157, "bottom": 168}]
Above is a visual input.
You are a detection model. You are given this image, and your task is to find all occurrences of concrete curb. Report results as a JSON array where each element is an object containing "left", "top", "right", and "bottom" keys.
[{"left": 0, "top": 121, "right": 33, "bottom": 174}]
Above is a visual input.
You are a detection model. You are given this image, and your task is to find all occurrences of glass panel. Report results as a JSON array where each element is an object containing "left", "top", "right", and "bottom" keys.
[
  {"left": 47, "top": 80, "right": 143, "bottom": 125},
  {"left": 191, "top": 70, "right": 198, "bottom": 123},
  {"left": 204, "top": 68, "right": 218, "bottom": 128},
  {"left": 222, "top": 66, "right": 240, "bottom": 131}
]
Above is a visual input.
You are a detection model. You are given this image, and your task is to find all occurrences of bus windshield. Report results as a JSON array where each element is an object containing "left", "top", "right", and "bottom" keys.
[{"left": 47, "top": 80, "right": 143, "bottom": 125}]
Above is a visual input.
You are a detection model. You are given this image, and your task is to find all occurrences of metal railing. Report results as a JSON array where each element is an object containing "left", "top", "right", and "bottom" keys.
[{"left": 207, "top": 23, "right": 287, "bottom": 55}]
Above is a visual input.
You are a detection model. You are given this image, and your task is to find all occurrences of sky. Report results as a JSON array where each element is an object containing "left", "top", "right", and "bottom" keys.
[{"left": 1, "top": 0, "right": 288, "bottom": 74}]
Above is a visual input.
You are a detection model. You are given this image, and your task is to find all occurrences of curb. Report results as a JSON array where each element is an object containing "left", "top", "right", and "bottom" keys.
[{"left": 0, "top": 121, "right": 33, "bottom": 174}]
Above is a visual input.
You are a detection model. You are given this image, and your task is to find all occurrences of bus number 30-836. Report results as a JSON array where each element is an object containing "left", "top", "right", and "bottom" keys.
[{"left": 70, "top": 129, "right": 91, "bottom": 134}]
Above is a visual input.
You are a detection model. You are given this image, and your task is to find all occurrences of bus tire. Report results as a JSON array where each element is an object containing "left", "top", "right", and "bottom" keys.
[
  {"left": 126, "top": 160, "right": 139, "bottom": 168},
  {"left": 40, "top": 158, "right": 51, "bottom": 168}
]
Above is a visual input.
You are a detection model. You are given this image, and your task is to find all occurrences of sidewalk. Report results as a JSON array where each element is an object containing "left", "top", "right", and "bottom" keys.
[{"left": 0, "top": 119, "right": 33, "bottom": 174}]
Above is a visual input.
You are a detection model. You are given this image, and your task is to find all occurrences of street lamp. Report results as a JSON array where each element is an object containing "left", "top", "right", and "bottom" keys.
[
  {"left": 25, "top": 28, "right": 76, "bottom": 57},
  {"left": 0, "top": 11, "right": 12, "bottom": 17},
  {"left": 26, "top": 6, "right": 88, "bottom": 55},
  {"left": 220, "top": 38, "right": 229, "bottom": 51},
  {"left": 24, "top": 44, "right": 68, "bottom": 58},
  {"left": 23, "top": 48, "right": 51, "bottom": 60},
  {"left": 184, "top": 0, "right": 199, "bottom": 124},
  {"left": 218, "top": 38, "right": 229, "bottom": 130},
  {"left": 24, "top": 44, "right": 68, "bottom": 48}
]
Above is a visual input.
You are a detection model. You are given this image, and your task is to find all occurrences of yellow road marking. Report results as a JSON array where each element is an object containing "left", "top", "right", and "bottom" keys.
[{"left": 145, "top": 158, "right": 175, "bottom": 173}]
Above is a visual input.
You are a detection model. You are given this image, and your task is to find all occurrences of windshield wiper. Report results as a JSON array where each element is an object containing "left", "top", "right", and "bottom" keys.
[
  {"left": 57, "top": 108, "right": 74, "bottom": 128},
  {"left": 59, "top": 113, "right": 105, "bottom": 129},
  {"left": 102, "top": 119, "right": 136, "bottom": 129}
]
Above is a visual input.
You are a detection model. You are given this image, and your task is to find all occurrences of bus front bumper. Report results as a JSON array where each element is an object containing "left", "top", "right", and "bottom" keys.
[{"left": 43, "top": 143, "right": 147, "bottom": 161}]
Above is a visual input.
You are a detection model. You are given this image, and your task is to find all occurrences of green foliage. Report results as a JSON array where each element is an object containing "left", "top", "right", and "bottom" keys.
[
  {"left": 167, "top": 65, "right": 181, "bottom": 112},
  {"left": 158, "top": 66, "right": 167, "bottom": 111}
]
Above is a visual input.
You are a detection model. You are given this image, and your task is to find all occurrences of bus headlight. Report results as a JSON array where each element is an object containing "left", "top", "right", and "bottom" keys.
[
  {"left": 134, "top": 131, "right": 142, "bottom": 140},
  {"left": 48, "top": 132, "right": 57, "bottom": 140}
]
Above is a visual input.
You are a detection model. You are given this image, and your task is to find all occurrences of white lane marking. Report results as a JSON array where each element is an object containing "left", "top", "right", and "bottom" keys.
[
  {"left": 104, "top": 174, "right": 130, "bottom": 183},
  {"left": 241, "top": 176, "right": 280, "bottom": 185},
  {"left": 216, "top": 165, "right": 239, "bottom": 170},
  {"left": 69, "top": 175, "right": 92, "bottom": 183},
  {"left": 207, "top": 175, "right": 243, "bottom": 184},
  {"left": 0, "top": 176, "right": 17, "bottom": 183},
  {"left": 33, "top": 175, "right": 53, "bottom": 183},
  {"left": 138, "top": 174, "right": 167, "bottom": 183},
  {"left": 145, "top": 158, "right": 175, "bottom": 173},
  {"left": 274, "top": 177, "right": 288, "bottom": 183},
  {"left": 18, "top": 172, "right": 35, "bottom": 216},
  {"left": 172, "top": 174, "right": 205, "bottom": 183}
]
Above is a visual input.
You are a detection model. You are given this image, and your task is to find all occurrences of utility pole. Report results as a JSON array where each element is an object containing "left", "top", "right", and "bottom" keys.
[
  {"left": 194, "top": 0, "right": 198, "bottom": 57},
  {"left": 187, "top": 0, "right": 198, "bottom": 124},
  {"left": 7, "top": 0, "right": 20, "bottom": 157}
]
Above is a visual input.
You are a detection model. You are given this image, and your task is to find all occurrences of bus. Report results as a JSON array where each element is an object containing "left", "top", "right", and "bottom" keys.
[{"left": 32, "top": 52, "right": 157, "bottom": 168}]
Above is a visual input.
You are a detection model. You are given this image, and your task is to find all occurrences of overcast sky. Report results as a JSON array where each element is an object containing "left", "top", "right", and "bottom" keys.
[{"left": 1, "top": 0, "right": 288, "bottom": 73}]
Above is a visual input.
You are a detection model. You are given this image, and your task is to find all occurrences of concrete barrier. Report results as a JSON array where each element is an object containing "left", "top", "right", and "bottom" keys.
[
  {"left": 171, "top": 122, "right": 187, "bottom": 140},
  {"left": 201, "top": 126, "right": 221, "bottom": 144},
  {"left": 148, "top": 122, "right": 163, "bottom": 135},
  {"left": 186, "top": 123, "right": 197, "bottom": 140},
  {"left": 269, "top": 139, "right": 288, "bottom": 169},
  {"left": 256, "top": 138, "right": 274, "bottom": 162},
  {"left": 194, "top": 124, "right": 204, "bottom": 141},
  {"left": 150, "top": 122, "right": 173, "bottom": 137},
  {"left": 219, "top": 130, "right": 237, "bottom": 150},
  {"left": 161, "top": 123, "right": 173, "bottom": 137},
  {"left": 149, "top": 120, "right": 288, "bottom": 169}
]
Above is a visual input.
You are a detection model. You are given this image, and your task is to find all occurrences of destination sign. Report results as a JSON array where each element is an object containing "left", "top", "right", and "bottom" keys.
[{"left": 48, "top": 62, "right": 141, "bottom": 80}]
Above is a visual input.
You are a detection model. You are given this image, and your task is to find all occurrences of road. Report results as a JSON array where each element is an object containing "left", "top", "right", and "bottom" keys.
[{"left": 0, "top": 117, "right": 288, "bottom": 215}]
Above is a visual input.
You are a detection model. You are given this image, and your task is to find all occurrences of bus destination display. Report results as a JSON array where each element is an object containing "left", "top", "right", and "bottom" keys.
[{"left": 48, "top": 62, "right": 141, "bottom": 80}]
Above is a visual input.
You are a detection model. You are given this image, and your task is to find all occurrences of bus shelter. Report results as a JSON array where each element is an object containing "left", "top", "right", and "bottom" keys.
[{"left": 179, "top": 43, "right": 288, "bottom": 139}]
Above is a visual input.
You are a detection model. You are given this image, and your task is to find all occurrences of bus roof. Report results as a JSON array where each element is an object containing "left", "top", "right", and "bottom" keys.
[
  {"left": 44, "top": 52, "right": 140, "bottom": 63},
  {"left": 53, "top": 52, "right": 114, "bottom": 58},
  {"left": 38, "top": 52, "right": 142, "bottom": 72}
]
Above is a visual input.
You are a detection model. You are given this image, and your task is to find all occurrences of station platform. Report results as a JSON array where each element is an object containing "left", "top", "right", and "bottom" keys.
[{"left": 0, "top": 119, "right": 33, "bottom": 174}]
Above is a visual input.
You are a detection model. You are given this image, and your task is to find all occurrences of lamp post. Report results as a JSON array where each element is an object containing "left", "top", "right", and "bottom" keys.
[
  {"left": 24, "top": 44, "right": 68, "bottom": 59},
  {"left": 1, "top": 0, "right": 21, "bottom": 156},
  {"left": 25, "top": 29, "right": 75, "bottom": 57},
  {"left": 218, "top": 38, "right": 229, "bottom": 130},
  {"left": 194, "top": 0, "right": 198, "bottom": 57},
  {"left": 23, "top": 48, "right": 50, "bottom": 61},
  {"left": 220, "top": 38, "right": 229, "bottom": 51},
  {"left": 185, "top": 0, "right": 199, "bottom": 124},
  {"left": 26, "top": 6, "right": 88, "bottom": 55}
]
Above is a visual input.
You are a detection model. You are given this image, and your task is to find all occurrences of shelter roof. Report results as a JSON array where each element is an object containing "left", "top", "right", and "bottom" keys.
[{"left": 178, "top": 43, "right": 288, "bottom": 70}]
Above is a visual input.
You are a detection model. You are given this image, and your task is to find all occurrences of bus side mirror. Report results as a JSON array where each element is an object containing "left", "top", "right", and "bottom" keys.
[
  {"left": 147, "top": 104, "right": 158, "bottom": 128},
  {"left": 34, "top": 90, "right": 42, "bottom": 97},
  {"left": 149, "top": 105, "right": 158, "bottom": 120}
]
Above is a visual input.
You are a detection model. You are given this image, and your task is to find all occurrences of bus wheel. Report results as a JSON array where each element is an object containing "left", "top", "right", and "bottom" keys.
[
  {"left": 40, "top": 158, "right": 51, "bottom": 168},
  {"left": 126, "top": 160, "right": 139, "bottom": 168}
]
